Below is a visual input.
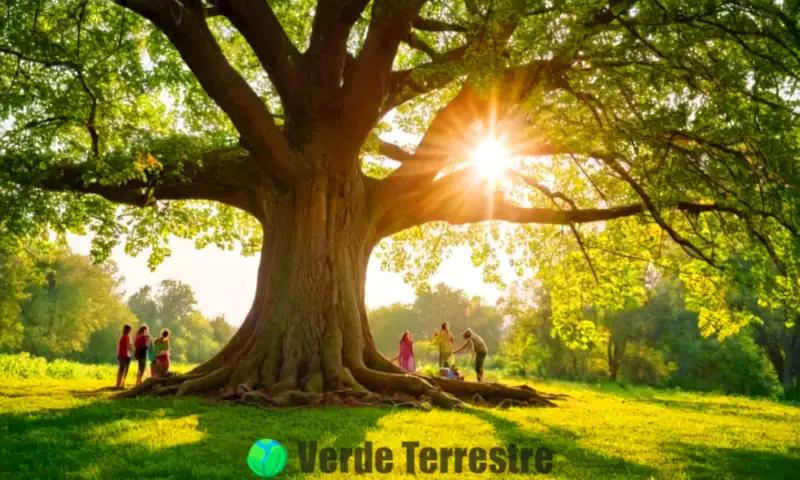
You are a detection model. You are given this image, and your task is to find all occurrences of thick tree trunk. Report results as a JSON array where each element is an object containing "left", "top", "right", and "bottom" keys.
[{"left": 117, "top": 170, "right": 557, "bottom": 408}]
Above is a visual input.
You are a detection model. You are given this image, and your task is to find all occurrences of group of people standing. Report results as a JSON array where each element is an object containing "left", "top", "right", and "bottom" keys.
[
  {"left": 115, "top": 324, "right": 172, "bottom": 389},
  {"left": 392, "top": 322, "right": 488, "bottom": 382}
]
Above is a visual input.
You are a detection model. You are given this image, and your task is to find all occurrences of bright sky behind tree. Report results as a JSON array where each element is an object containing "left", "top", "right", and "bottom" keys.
[{"left": 67, "top": 234, "right": 516, "bottom": 326}]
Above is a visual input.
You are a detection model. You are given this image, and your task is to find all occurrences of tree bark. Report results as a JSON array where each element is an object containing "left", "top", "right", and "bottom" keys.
[
  {"left": 607, "top": 339, "right": 625, "bottom": 382},
  {"left": 781, "top": 333, "right": 796, "bottom": 398},
  {"left": 117, "top": 169, "right": 556, "bottom": 408}
]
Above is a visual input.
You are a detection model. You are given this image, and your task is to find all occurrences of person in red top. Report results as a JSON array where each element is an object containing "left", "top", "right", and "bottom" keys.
[{"left": 116, "top": 324, "right": 132, "bottom": 389}]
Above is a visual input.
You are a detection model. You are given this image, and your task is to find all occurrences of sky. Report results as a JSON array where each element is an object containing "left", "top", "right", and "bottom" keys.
[{"left": 67, "top": 235, "right": 516, "bottom": 327}]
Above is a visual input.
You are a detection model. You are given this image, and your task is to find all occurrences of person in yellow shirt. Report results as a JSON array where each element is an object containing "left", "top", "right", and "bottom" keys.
[
  {"left": 454, "top": 328, "right": 488, "bottom": 382},
  {"left": 432, "top": 322, "right": 454, "bottom": 367}
]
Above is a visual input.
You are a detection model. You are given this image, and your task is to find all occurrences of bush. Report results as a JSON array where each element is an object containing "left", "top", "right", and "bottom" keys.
[
  {"left": 44, "top": 359, "right": 80, "bottom": 379},
  {"left": 0, "top": 352, "right": 47, "bottom": 378},
  {"left": 502, "top": 360, "right": 528, "bottom": 378},
  {"left": 498, "top": 332, "right": 549, "bottom": 378},
  {"left": 418, "top": 364, "right": 441, "bottom": 377},
  {"left": 621, "top": 345, "right": 675, "bottom": 387},
  {"left": 587, "top": 349, "right": 610, "bottom": 380},
  {"left": 668, "top": 335, "right": 782, "bottom": 399},
  {"left": 0, "top": 352, "right": 197, "bottom": 381}
]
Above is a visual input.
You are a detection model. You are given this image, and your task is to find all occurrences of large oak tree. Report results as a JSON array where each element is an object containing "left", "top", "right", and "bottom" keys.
[{"left": 2, "top": 0, "right": 800, "bottom": 407}]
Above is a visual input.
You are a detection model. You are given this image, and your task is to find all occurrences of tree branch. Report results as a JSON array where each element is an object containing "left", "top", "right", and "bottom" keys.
[
  {"left": 382, "top": 44, "right": 471, "bottom": 115},
  {"left": 216, "top": 0, "right": 306, "bottom": 116},
  {"left": 374, "top": 166, "right": 739, "bottom": 238},
  {"left": 0, "top": 45, "right": 99, "bottom": 156},
  {"left": 594, "top": 151, "right": 717, "bottom": 265},
  {"left": 305, "top": 0, "right": 370, "bottom": 96},
  {"left": 381, "top": 6, "right": 523, "bottom": 117},
  {"left": 377, "top": 139, "right": 415, "bottom": 163},
  {"left": 338, "top": 0, "right": 427, "bottom": 162},
  {"left": 403, "top": 32, "right": 439, "bottom": 59},
  {"left": 12, "top": 147, "right": 264, "bottom": 219},
  {"left": 115, "top": 0, "right": 302, "bottom": 182},
  {"left": 412, "top": 16, "right": 468, "bottom": 32}
]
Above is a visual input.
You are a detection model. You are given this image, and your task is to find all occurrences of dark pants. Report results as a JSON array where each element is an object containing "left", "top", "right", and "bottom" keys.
[
  {"left": 475, "top": 352, "right": 487, "bottom": 375},
  {"left": 136, "top": 356, "right": 147, "bottom": 374},
  {"left": 117, "top": 357, "right": 130, "bottom": 377}
]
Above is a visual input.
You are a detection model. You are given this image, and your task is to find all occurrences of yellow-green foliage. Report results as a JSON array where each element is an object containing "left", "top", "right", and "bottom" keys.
[{"left": 0, "top": 353, "right": 195, "bottom": 380}]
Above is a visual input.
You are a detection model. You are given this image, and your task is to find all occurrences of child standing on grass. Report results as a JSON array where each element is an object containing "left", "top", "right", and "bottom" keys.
[
  {"left": 151, "top": 328, "right": 171, "bottom": 377},
  {"left": 433, "top": 322, "right": 455, "bottom": 368},
  {"left": 390, "top": 331, "right": 416, "bottom": 372},
  {"left": 116, "top": 324, "right": 132, "bottom": 389},
  {"left": 133, "top": 325, "right": 150, "bottom": 386}
]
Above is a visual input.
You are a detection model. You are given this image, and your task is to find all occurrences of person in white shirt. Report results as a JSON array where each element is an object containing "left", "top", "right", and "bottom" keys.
[{"left": 454, "top": 328, "right": 488, "bottom": 382}]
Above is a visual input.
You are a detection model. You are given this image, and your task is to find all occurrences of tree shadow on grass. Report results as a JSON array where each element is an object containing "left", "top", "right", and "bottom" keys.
[
  {"left": 663, "top": 442, "right": 800, "bottom": 480},
  {"left": 0, "top": 395, "right": 395, "bottom": 479},
  {"left": 625, "top": 397, "right": 800, "bottom": 424},
  {"left": 464, "top": 408, "right": 661, "bottom": 479}
]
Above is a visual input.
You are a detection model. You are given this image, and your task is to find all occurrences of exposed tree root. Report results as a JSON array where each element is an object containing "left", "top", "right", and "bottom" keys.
[
  {"left": 351, "top": 367, "right": 465, "bottom": 409},
  {"left": 114, "top": 362, "right": 560, "bottom": 409},
  {"left": 114, "top": 372, "right": 205, "bottom": 399},
  {"left": 425, "top": 376, "right": 559, "bottom": 406},
  {"left": 366, "top": 352, "right": 560, "bottom": 407}
]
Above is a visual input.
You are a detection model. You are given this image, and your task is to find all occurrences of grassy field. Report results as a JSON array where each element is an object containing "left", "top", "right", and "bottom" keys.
[{"left": 1, "top": 365, "right": 799, "bottom": 479}]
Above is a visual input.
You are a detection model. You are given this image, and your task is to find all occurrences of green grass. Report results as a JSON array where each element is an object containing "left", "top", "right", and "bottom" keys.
[{"left": 1, "top": 371, "right": 799, "bottom": 479}]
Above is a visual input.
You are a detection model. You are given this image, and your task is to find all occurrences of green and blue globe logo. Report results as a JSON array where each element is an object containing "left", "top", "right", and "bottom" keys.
[{"left": 247, "top": 439, "right": 287, "bottom": 478}]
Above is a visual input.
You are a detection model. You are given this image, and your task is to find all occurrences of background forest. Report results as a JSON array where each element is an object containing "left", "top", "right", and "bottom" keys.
[
  {"left": 0, "top": 239, "right": 236, "bottom": 364},
  {"left": 1, "top": 233, "right": 797, "bottom": 400}
]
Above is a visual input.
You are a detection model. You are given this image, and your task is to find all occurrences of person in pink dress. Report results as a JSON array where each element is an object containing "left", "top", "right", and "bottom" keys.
[{"left": 392, "top": 331, "right": 416, "bottom": 372}]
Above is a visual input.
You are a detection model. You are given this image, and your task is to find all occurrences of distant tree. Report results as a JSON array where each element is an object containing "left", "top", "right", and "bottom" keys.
[
  {"left": 499, "top": 272, "right": 782, "bottom": 396},
  {"left": 728, "top": 257, "right": 800, "bottom": 398},
  {"left": 171, "top": 311, "right": 218, "bottom": 363},
  {"left": 367, "top": 303, "right": 416, "bottom": 357},
  {"left": 498, "top": 281, "right": 587, "bottom": 378},
  {"left": 19, "top": 250, "right": 135, "bottom": 358},
  {"left": 0, "top": 241, "right": 38, "bottom": 350},
  {"left": 369, "top": 283, "right": 504, "bottom": 362},
  {"left": 155, "top": 280, "right": 198, "bottom": 333},
  {"left": 210, "top": 315, "right": 237, "bottom": 346},
  {"left": 127, "top": 286, "right": 159, "bottom": 328},
  {"left": 127, "top": 280, "right": 235, "bottom": 363},
  {"left": 128, "top": 279, "right": 197, "bottom": 332}
]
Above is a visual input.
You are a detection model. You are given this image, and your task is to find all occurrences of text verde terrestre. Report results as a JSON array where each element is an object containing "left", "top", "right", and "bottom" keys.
[{"left": 297, "top": 441, "right": 553, "bottom": 474}]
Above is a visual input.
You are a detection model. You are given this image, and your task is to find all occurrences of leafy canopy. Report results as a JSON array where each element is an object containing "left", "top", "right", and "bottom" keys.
[{"left": 1, "top": 0, "right": 799, "bottom": 316}]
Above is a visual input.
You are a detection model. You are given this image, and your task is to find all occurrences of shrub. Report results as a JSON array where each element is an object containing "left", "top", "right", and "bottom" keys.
[
  {"left": 502, "top": 360, "right": 528, "bottom": 378},
  {"left": 44, "top": 359, "right": 80, "bottom": 379},
  {"left": 0, "top": 352, "right": 47, "bottom": 378},
  {"left": 621, "top": 345, "right": 675, "bottom": 387},
  {"left": 0, "top": 352, "right": 197, "bottom": 381},
  {"left": 418, "top": 364, "right": 440, "bottom": 377},
  {"left": 668, "top": 335, "right": 782, "bottom": 399}
]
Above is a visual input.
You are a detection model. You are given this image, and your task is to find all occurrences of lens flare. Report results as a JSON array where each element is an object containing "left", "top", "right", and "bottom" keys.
[{"left": 471, "top": 139, "right": 510, "bottom": 181}]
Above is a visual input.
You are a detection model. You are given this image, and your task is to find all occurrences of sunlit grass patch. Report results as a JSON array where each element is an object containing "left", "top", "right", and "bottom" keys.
[
  {"left": 91, "top": 414, "right": 205, "bottom": 449},
  {"left": 1, "top": 374, "right": 799, "bottom": 479}
]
